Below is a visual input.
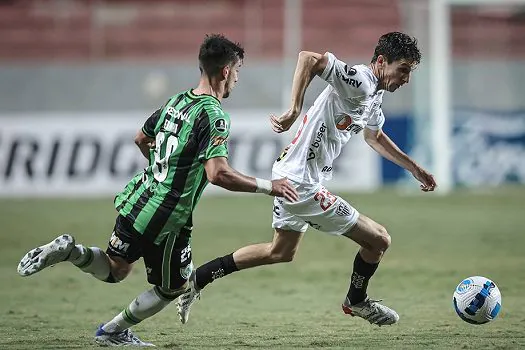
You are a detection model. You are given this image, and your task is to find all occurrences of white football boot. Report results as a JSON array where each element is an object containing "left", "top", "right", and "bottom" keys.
[
  {"left": 342, "top": 297, "right": 400, "bottom": 326},
  {"left": 177, "top": 272, "right": 201, "bottom": 324},
  {"left": 95, "top": 324, "right": 155, "bottom": 347},
  {"left": 17, "top": 234, "right": 75, "bottom": 277}
]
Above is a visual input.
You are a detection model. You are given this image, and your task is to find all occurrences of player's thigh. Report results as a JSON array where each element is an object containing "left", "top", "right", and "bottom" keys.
[
  {"left": 284, "top": 185, "right": 359, "bottom": 236},
  {"left": 140, "top": 230, "right": 193, "bottom": 290},
  {"left": 342, "top": 213, "right": 390, "bottom": 251},
  {"left": 105, "top": 215, "right": 143, "bottom": 278},
  {"left": 272, "top": 197, "right": 309, "bottom": 234}
]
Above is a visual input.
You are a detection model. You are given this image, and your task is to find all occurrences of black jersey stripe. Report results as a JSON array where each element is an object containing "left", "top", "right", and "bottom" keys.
[
  {"left": 142, "top": 108, "right": 210, "bottom": 239},
  {"left": 127, "top": 182, "right": 155, "bottom": 222},
  {"left": 192, "top": 170, "right": 209, "bottom": 209},
  {"left": 115, "top": 177, "right": 144, "bottom": 212}
]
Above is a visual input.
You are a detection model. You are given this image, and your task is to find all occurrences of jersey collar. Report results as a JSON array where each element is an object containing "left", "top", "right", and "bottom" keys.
[{"left": 188, "top": 89, "right": 221, "bottom": 104}]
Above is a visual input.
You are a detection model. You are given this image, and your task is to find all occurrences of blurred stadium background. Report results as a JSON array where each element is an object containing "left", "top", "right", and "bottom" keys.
[
  {"left": 1, "top": 1, "right": 525, "bottom": 349},
  {"left": 1, "top": 0, "right": 524, "bottom": 196}
]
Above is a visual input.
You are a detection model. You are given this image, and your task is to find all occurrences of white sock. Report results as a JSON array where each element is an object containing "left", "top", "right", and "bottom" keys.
[
  {"left": 102, "top": 287, "right": 173, "bottom": 333},
  {"left": 68, "top": 246, "right": 110, "bottom": 281}
]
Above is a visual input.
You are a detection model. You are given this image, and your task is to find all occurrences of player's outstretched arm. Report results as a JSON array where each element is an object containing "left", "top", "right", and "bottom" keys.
[
  {"left": 134, "top": 129, "right": 155, "bottom": 160},
  {"left": 204, "top": 157, "right": 298, "bottom": 201},
  {"left": 364, "top": 128, "right": 437, "bottom": 192},
  {"left": 271, "top": 51, "right": 329, "bottom": 133}
]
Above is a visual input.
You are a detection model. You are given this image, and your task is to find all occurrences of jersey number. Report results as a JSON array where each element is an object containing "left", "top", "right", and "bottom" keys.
[
  {"left": 314, "top": 188, "right": 337, "bottom": 211},
  {"left": 153, "top": 133, "right": 179, "bottom": 182}
]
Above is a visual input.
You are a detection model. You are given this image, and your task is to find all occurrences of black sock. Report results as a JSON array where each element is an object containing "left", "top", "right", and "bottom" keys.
[
  {"left": 195, "top": 253, "right": 238, "bottom": 290},
  {"left": 347, "top": 252, "right": 379, "bottom": 305}
]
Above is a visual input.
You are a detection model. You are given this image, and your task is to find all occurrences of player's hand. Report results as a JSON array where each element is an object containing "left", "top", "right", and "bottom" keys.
[
  {"left": 270, "top": 109, "right": 300, "bottom": 133},
  {"left": 411, "top": 166, "right": 437, "bottom": 192},
  {"left": 270, "top": 178, "right": 299, "bottom": 202}
]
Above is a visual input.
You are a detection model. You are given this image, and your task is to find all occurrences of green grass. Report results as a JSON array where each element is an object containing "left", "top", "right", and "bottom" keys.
[{"left": 1, "top": 187, "right": 525, "bottom": 349}]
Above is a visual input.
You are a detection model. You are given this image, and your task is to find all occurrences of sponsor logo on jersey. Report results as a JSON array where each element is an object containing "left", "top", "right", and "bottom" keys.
[
  {"left": 336, "top": 115, "right": 352, "bottom": 130},
  {"left": 307, "top": 123, "right": 326, "bottom": 161},
  {"left": 109, "top": 232, "right": 130, "bottom": 253},
  {"left": 344, "top": 65, "right": 357, "bottom": 76},
  {"left": 335, "top": 114, "right": 364, "bottom": 134},
  {"left": 335, "top": 69, "right": 362, "bottom": 88},
  {"left": 165, "top": 106, "right": 189, "bottom": 122},
  {"left": 211, "top": 135, "right": 228, "bottom": 146},
  {"left": 214, "top": 119, "right": 229, "bottom": 133}
]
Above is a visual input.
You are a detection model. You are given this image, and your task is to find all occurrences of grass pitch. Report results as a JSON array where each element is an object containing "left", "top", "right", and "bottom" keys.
[{"left": 1, "top": 187, "right": 524, "bottom": 349}]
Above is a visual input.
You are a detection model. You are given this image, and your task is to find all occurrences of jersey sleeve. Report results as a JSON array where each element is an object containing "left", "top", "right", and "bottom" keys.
[
  {"left": 142, "top": 108, "right": 162, "bottom": 138},
  {"left": 319, "top": 52, "right": 369, "bottom": 98},
  {"left": 197, "top": 106, "right": 231, "bottom": 162},
  {"left": 366, "top": 107, "right": 385, "bottom": 130}
]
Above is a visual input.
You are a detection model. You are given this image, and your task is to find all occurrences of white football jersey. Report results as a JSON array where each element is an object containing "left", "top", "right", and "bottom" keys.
[{"left": 272, "top": 52, "right": 385, "bottom": 184}]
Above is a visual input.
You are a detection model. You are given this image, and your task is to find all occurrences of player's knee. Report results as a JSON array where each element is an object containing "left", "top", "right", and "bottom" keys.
[
  {"left": 155, "top": 285, "right": 187, "bottom": 301},
  {"left": 375, "top": 226, "right": 391, "bottom": 252},
  {"left": 108, "top": 257, "right": 132, "bottom": 282},
  {"left": 269, "top": 246, "right": 297, "bottom": 263}
]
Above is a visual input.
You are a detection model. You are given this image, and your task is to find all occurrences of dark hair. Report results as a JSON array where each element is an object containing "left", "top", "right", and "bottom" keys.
[
  {"left": 371, "top": 32, "right": 421, "bottom": 66},
  {"left": 198, "top": 34, "right": 245, "bottom": 77}
]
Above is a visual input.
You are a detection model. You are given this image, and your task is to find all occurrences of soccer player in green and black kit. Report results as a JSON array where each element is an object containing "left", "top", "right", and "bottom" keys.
[{"left": 16, "top": 34, "right": 298, "bottom": 347}]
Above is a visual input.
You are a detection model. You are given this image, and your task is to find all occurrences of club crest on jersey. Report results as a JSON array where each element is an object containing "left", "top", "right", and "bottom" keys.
[
  {"left": 336, "top": 202, "right": 352, "bottom": 216},
  {"left": 335, "top": 114, "right": 364, "bottom": 134},
  {"left": 180, "top": 261, "right": 194, "bottom": 280},
  {"left": 214, "top": 119, "right": 229, "bottom": 133}
]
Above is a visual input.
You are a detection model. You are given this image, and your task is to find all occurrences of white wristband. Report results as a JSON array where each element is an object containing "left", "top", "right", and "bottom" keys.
[{"left": 255, "top": 178, "right": 272, "bottom": 195}]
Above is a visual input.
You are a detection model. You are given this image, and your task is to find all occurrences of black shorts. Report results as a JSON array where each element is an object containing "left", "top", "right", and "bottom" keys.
[{"left": 106, "top": 215, "right": 193, "bottom": 290}]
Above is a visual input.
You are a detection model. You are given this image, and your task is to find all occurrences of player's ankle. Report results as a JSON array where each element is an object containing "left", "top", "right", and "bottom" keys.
[{"left": 347, "top": 294, "right": 367, "bottom": 306}]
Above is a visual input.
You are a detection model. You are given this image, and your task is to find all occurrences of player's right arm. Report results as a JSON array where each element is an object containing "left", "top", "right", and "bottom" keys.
[
  {"left": 203, "top": 157, "right": 298, "bottom": 201},
  {"left": 198, "top": 107, "right": 298, "bottom": 202},
  {"left": 135, "top": 108, "right": 160, "bottom": 160},
  {"left": 270, "top": 51, "right": 328, "bottom": 133}
]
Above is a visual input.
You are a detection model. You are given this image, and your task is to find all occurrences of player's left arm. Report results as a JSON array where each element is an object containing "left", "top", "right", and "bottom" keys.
[{"left": 364, "top": 127, "right": 437, "bottom": 192}]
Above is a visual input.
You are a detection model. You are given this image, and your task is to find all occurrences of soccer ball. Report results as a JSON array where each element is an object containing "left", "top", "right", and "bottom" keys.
[{"left": 453, "top": 276, "right": 502, "bottom": 325}]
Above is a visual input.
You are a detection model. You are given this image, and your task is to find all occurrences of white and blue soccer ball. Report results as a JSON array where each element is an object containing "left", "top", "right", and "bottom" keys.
[{"left": 453, "top": 276, "right": 502, "bottom": 325}]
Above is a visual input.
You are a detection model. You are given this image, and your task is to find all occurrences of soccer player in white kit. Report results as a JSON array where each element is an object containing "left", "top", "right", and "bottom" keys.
[{"left": 178, "top": 32, "right": 437, "bottom": 326}]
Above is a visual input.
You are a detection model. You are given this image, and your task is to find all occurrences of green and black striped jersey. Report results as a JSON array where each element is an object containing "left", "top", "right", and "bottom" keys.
[{"left": 114, "top": 89, "right": 230, "bottom": 244}]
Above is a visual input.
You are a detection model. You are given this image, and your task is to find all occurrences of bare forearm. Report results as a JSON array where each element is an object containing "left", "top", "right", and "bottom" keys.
[
  {"left": 212, "top": 168, "right": 258, "bottom": 193},
  {"left": 289, "top": 52, "right": 320, "bottom": 113},
  {"left": 369, "top": 133, "right": 417, "bottom": 172}
]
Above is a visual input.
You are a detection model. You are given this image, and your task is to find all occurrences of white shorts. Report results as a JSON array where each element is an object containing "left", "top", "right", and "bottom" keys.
[{"left": 271, "top": 178, "right": 360, "bottom": 235}]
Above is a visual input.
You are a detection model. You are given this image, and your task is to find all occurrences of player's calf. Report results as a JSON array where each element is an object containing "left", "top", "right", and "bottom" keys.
[{"left": 17, "top": 234, "right": 121, "bottom": 283}]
